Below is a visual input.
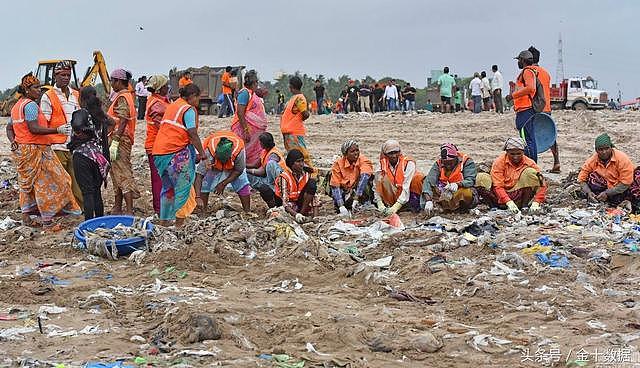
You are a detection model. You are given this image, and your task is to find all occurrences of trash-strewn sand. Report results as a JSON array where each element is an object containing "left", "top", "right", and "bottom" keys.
[{"left": 0, "top": 110, "right": 639, "bottom": 367}]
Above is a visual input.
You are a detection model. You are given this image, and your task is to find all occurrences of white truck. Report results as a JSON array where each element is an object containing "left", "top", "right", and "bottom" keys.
[{"left": 550, "top": 76, "right": 608, "bottom": 110}]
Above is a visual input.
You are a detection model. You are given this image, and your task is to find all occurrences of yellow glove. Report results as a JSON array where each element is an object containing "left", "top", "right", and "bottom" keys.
[
  {"left": 506, "top": 200, "right": 520, "bottom": 214},
  {"left": 529, "top": 201, "right": 541, "bottom": 213},
  {"left": 385, "top": 202, "right": 403, "bottom": 215},
  {"left": 376, "top": 200, "right": 386, "bottom": 213},
  {"left": 109, "top": 140, "right": 120, "bottom": 161}
]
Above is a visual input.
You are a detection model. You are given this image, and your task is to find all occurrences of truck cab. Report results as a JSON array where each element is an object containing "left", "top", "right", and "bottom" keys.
[{"left": 551, "top": 77, "right": 608, "bottom": 110}]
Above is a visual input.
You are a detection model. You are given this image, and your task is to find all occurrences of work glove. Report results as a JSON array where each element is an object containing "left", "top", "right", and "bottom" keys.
[
  {"left": 57, "top": 123, "right": 72, "bottom": 136},
  {"left": 384, "top": 202, "right": 403, "bottom": 216},
  {"left": 109, "top": 140, "right": 120, "bottom": 161},
  {"left": 424, "top": 200, "right": 434, "bottom": 215},
  {"left": 338, "top": 206, "right": 350, "bottom": 217},
  {"left": 444, "top": 182, "right": 458, "bottom": 193},
  {"left": 376, "top": 200, "right": 386, "bottom": 213},
  {"left": 295, "top": 213, "right": 308, "bottom": 223},
  {"left": 529, "top": 201, "right": 541, "bottom": 213},
  {"left": 351, "top": 200, "right": 360, "bottom": 213},
  {"left": 505, "top": 200, "right": 520, "bottom": 214}
]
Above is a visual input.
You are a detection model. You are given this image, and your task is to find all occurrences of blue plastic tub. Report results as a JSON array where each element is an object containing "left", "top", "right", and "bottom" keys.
[
  {"left": 74, "top": 215, "right": 154, "bottom": 257},
  {"left": 532, "top": 113, "right": 557, "bottom": 153}
]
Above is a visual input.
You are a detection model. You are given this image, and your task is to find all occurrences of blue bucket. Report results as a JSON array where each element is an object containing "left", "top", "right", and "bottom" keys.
[
  {"left": 74, "top": 215, "right": 154, "bottom": 257},
  {"left": 532, "top": 113, "right": 557, "bottom": 153}
]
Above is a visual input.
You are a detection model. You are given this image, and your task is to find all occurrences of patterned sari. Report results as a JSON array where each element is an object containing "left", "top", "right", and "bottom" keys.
[
  {"left": 154, "top": 145, "right": 197, "bottom": 221},
  {"left": 231, "top": 89, "right": 268, "bottom": 166}
]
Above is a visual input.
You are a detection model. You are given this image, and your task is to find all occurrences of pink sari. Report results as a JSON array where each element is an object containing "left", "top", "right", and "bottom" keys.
[{"left": 231, "top": 88, "right": 268, "bottom": 166}]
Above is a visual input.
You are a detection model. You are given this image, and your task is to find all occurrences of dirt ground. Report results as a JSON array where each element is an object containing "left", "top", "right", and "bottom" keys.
[{"left": 1, "top": 109, "right": 640, "bottom": 367}]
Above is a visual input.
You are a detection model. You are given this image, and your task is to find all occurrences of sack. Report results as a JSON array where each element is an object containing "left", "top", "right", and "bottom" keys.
[{"left": 523, "top": 67, "right": 546, "bottom": 113}]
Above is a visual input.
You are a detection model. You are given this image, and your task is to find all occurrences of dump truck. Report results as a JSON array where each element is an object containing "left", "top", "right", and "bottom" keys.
[
  {"left": 168, "top": 66, "right": 245, "bottom": 115},
  {"left": 550, "top": 76, "right": 608, "bottom": 110}
]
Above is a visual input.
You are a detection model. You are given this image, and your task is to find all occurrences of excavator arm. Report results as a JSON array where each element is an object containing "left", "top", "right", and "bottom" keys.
[{"left": 81, "top": 50, "right": 111, "bottom": 95}]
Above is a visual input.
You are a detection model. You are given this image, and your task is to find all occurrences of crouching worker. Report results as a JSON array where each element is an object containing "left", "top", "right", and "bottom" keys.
[
  {"left": 195, "top": 131, "right": 251, "bottom": 212},
  {"left": 247, "top": 132, "right": 286, "bottom": 208},
  {"left": 577, "top": 133, "right": 640, "bottom": 207},
  {"left": 329, "top": 140, "right": 374, "bottom": 216},
  {"left": 476, "top": 137, "right": 546, "bottom": 214},
  {"left": 275, "top": 149, "right": 317, "bottom": 223},
  {"left": 422, "top": 143, "right": 478, "bottom": 214},
  {"left": 374, "top": 139, "right": 424, "bottom": 215}
]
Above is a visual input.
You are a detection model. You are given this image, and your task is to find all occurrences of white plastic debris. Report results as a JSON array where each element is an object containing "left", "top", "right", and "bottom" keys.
[
  {"left": 38, "top": 305, "right": 67, "bottom": 316},
  {"left": 0, "top": 327, "right": 36, "bottom": 341},
  {"left": 0, "top": 216, "right": 19, "bottom": 231},
  {"left": 586, "top": 320, "right": 607, "bottom": 330},
  {"left": 363, "top": 255, "right": 393, "bottom": 268},
  {"left": 306, "top": 342, "right": 331, "bottom": 356}
]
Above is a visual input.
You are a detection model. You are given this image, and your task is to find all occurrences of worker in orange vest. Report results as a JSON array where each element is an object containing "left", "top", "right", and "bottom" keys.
[
  {"left": 280, "top": 76, "right": 314, "bottom": 173},
  {"left": 374, "top": 140, "right": 424, "bottom": 215},
  {"left": 194, "top": 130, "right": 251, "bottom": 212},
  {"left": 275, "top": 149, "right": 317, "bottom": 223},
  {"left": 246, "top": 132, "right": 286, "bottom": 208},
  {"left": 39, "top": 61, "right": 82, "bottom": 208},
  {"left": 506, "top": 50, "right": 538, "bottom": 162}
]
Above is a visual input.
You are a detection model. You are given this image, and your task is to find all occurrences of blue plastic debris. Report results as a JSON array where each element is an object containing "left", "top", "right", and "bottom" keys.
[
  {"left": 535, "top": 253, "right": 569, "bottom": 268},
  {"left": 84, "top": 362, "right": 134, "bottom": 368},
  {"left": 536, "top": 236, "right": 551, "bottom": 246}
]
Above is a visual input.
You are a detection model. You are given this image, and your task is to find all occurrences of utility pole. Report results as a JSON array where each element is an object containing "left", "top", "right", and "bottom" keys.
[{"left": 556, "top": 33, "right": 565, "bottom": 85}]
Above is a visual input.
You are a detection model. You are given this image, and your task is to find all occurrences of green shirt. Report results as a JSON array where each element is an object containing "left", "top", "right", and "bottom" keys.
[
  {"left": 437, "top": 74, "right": 456, "bottom": 98},
  {"left": 454, "top": 90, "right": 462, "bottom": 104}
]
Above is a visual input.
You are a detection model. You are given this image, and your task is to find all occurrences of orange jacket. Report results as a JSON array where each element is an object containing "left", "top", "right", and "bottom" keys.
[
  {"left": 152, "top": 98, "right": 194, "bottom": 155},
  {"left": 203, "top": 130, "right": 245, "bottom": 171},
  {"left": 144, "top": 94, "right": 169, "bottom": 152},
  {"left": 578, "top": 149, "right": 634, "bottom": 188},
  {"left": 275, "top": 169, "right": 310, "bottom": 202},
  {"left": 178, "top": 76, "right": 192, "bottom": 88},
  {"left": 438, "top": 153, "right": 468, "bottom": 184},
  {"left": 330, "top": 154, "right": 373, "bottom": 190},
  {"left": 531, "top": 65, "right": 551, "bottom": 113},
  {"left": 260, "top": 147, "right": 286, "bottom": 170},
  {"left": 280, "top": 94, "right": 307, "bottom": 136},
  {"left": 10, "top": 98, "right": 50, "bottom": 145},
  {"left": 490, "top": 152, "right": 546, "bottom": 204},
  {"left": 44, "top": 88, "right": 79, "bottom": 144},
  {"left": 107, "top": 90, "right": 137, "bottom": 142},
  {"left": 512, "top": 67, "right": 536, "bottom": 112}
]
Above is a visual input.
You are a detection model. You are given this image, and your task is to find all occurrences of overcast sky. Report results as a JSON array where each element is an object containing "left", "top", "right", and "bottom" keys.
[{"left": 3, "top": 0, "right": 637, "bottom": 100}]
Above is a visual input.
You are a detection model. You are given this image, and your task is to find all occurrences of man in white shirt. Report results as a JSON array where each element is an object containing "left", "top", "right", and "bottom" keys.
[
  {"left": 491, "top": 65, "right": 504, "bottom": 114},
  {"left": 40, "top": 61, "right": 82, "bottom": 207},
  {"left": 469, "top": 73, "right": 483, "bottom": 113},
  {"left": 481, "top": 71, "right": 492, "bottom": 111},
  {"left": 383, "top": 80, "right": 399, "bottom": 111},
  {"left": 135, "top": 76, "right": 150, "bottom": 119}
]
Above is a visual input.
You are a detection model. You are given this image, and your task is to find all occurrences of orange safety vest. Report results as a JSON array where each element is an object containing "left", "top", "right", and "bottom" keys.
[
  {"left": 10, "top": 98, "right": 51, "bottom": 145},
  {"left": 260, "top": 147, "right": 286, "bottom": 170},
  {"left": 280, "top": 93, "right": 306, "bottom": 136},
  {"left": 513, "top": 67, "right": 536, "bottom": 112},
  {"left": 144, "top": 94, "right": 169, "bottom": 152},
  {"left": 107, "top": 90, "right": 137, "bottom": 142},
  {"left": 437, "top": 153, "right": 468, "bottom": 184},
  {"left": 152, "top": 98, "right": 196, "bottom": 155},
  {"left": 45, "top": 88, "right": 79, "bottom": 144},
  {"left": 203, "top": 130, "right": 245, "bottom": 171},
  {"left": 275, "top": 169, "right": 310, "bottom": 202}
]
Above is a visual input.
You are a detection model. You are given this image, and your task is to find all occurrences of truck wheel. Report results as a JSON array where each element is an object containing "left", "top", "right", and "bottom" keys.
[
  {"left": 573, "top": 101, "right": 588, "bottom": 111},
  {"left": 208, "top": 104, "right": 218, "bottom": 115}
]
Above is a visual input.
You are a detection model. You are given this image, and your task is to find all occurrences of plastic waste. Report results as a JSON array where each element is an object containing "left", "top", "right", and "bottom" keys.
[
  {"left": 363, "top": 255, "right": 393, "bottom": 268},
  {"left": 0, "top": 216, "right": 19, "bottom": 231},
  {"left": 84, "top": 362, "right": 134, "bottom": 368},
  {"left": 535, "top": 253, "right": 569, "bottom": 268}
]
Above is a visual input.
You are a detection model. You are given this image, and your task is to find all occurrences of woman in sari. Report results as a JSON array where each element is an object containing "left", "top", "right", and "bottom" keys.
[
  {"left": 7, "top": 73, "right": 80, "bottom": 227},
  {"left": 230, "top": 70, "right": 268, "bottom": 167},
  {"left": 152, "top": 83, "right": 208, "bottom": 227}
]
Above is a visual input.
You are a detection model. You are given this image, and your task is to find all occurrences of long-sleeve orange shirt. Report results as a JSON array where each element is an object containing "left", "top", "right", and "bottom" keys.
[
  {"left": 330, "top": 155, "right": 373, "bottom": 190},
  {"left": 577, "top": 149, "right": 634, "bottom": 188},
  {"left": 490, "top": 153, "right": 546, "bottom": 204}
]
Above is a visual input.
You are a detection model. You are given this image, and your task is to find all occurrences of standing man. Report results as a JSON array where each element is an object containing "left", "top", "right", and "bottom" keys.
[
  {"left": 454, "top": 87, "right": 462, "bottom": 112},
  {"left": 218, "top": 66, "right": 235, "bottom": 118},
  {"left": 506, "top": 50, "right": 538, "bottom": 162},
  {"left": 313, "top": 79, "right": 325, "bottom": 115},
  {"left": 491, "top": 65, "right": 504, "bottom": 114},
  {"left": 280, "top": 76, "right": 314, "bottom": 171},
  {"left": 437, "top": 67, "right": 456, "bottom": 113},
  {"left": 481, "top": 71, "right": 492, "bottom": 111},
  {"left": 402, "top": 83, "right": 417, "bottom": 111},
  {"left": 135, "top": 76, "right": 150, "bottom": 120},
  {"left": 383, "top": 80, "right": 399, "bottom": 111},
  {"left": 529, "top": 46, "right": 559, "bottom": 173},
  {"left": 469, "top": 73, "right": 483, "bottom": 114},
  {"left": 40, "top": 61, "right": 82, "bottom": 208},
  {"left": 346, "top": 80, "right": 360, "bottom": 113},
  {"left": 276, "top": 89, "right": 285, "bottom": 114},
  {"left": 373, "top": 83, "right": 385, "bottom": 112},
  {"left": 358, "top": 80, "right": 372, "bottom": 112}
]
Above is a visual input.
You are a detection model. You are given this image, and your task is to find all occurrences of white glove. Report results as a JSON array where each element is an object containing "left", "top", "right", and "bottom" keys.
[
  {"left": 351, "top": 200, "right": 360, "bottom": 212},
  {"left": 295, "top": 213, "right": 308, "bottom": 223},
  {"left": 376, "top": 200, "right": 386, "bottom": 213},
  {"left": 384, "top": 202, "right": 403, "bottom": 215},
  {"left": 338, "top": 206, "right": 350, "bottom": 217},
  {"left": 109, "top": 140, "right": 120, "bottom": 161},
  {"left": 57, "top": 123, "right": 72, "bottom": 136},
  {"left": 444, "top": 182, "right": 458, "bottom": 193},
  {"left": 424, "top": 200, "right": 434, "bottom": 214},
  {"left": 529, "top": 201, "right": 541, "bottom": 213},
  {"left": 506, "top": 200, "right": 520, "bottom": 214}
]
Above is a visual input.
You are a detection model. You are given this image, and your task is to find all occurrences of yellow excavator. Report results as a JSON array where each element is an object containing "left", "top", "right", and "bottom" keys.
[{"left": 0, "top": 50, "right": 111, "bottom": 116}]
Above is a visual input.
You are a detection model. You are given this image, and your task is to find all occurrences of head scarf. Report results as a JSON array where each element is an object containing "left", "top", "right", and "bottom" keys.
[
  {"left": 54, "top": 60, "right": 73, "bottom": 73},
  {"left": 440, "top": 143, "right": 459, "bottom": 160},
  {"left": 381, "top": 139, "right": 401, "bottom": 155},
  {"left": 595, "top": 133, "right": 614, "bottom": 150},
  {"left": 341, "top": 139, "right": 358, "bottom": 156},
  {"left": 146, "top": 75, "right": 168, "bottom": 91},
  {"left": 110, "top": 68, "right": 129, "bottom": 81},
  {"left": 215, "top": 138, "right": 234, "bottom": 163},
  {"left": 503, "top": 137, "right": 526, "bottom": 151},
  {"left": 21, "top": 73, "right": 40, "bottom": 91},
  {"left": 286, "top": 149, "right": 304, "bottom": 169}
]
